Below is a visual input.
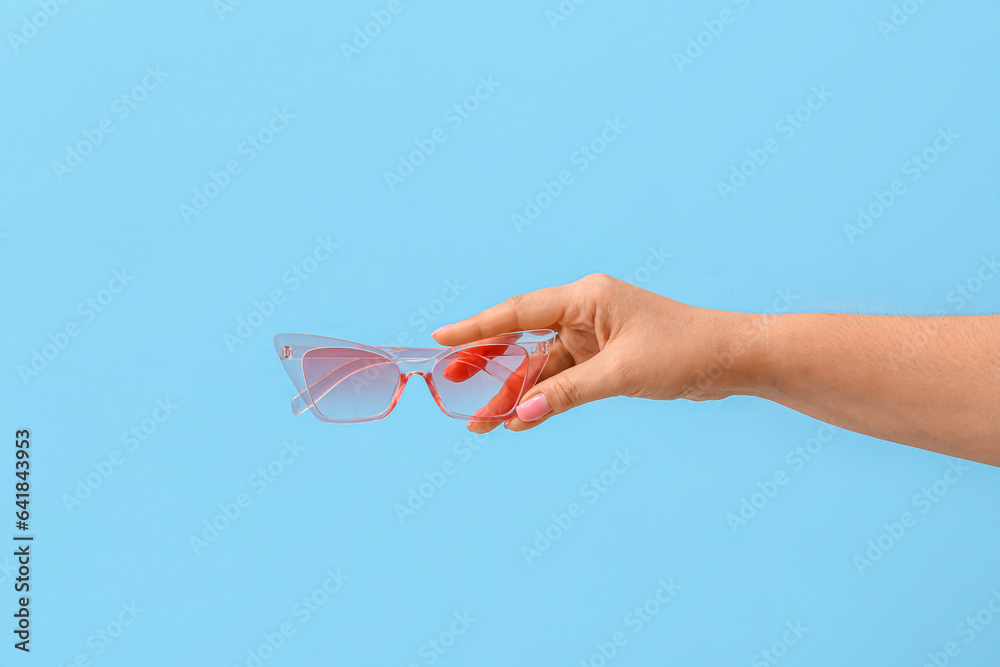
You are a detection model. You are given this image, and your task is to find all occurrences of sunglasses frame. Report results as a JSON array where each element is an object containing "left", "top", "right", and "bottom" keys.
[{"left": 273, "top": 330, "right": 557, "bottom": 424}]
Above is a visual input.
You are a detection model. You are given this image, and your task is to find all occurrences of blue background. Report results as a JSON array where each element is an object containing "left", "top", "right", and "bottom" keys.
[{"left": 2, "top": 0, "right": 999, "bottom": 665}]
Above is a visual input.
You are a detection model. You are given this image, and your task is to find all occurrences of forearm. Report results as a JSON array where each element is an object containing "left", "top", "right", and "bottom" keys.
[{"left": 738, "top": 313, "right": 1000, "bottom": 466}]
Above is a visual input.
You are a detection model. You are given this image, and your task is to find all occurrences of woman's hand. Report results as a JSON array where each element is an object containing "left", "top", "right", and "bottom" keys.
[{"left": 432, "top": 273, "right": 763, "bottom": 433}]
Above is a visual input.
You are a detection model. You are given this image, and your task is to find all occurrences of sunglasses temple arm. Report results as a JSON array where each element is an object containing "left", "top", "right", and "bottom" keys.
[
  {"left": 453, "top": 353, "right": 529, "bottom": 387},
  {"left": 290, "top": 358, "right": 397, "bottom": 415}
]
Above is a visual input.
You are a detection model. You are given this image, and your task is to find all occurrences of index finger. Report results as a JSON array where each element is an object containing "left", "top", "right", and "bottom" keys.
[
  {"left": 432, "top": 283, "right": 570, "bottom": 345},
  {"left": 465, "top": 353, "right": 530, "bottom": 432},
  {"left": 441, "top": 344, "right": 515, "bottom": 382}
]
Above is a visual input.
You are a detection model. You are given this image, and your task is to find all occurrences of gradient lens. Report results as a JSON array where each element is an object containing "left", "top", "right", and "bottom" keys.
[
  {"left": 302, "top": 348, "right": 399, "bottom": 420},
  {"left": 432, "top": 344, "right": 529, "bottom": 418}
]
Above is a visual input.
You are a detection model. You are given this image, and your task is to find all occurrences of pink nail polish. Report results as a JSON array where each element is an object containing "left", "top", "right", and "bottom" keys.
[
  {"left": 516, "top": 394, "right": 551, "bottom": 422},
  {"left": 432, "top": 324, "right": 452, "bottom": 336}
]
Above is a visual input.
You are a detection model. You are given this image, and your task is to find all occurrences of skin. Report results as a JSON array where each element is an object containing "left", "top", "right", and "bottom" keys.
[{"left": 433, "top": 273, "right": 1000, "bottom": 468}]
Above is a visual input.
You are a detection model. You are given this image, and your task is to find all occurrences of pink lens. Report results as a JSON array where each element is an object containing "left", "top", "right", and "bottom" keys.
[
  {"left": 302, "top": 348, "right": 399, "bottom": 420},
  {"left": 431, "top": 344, "right": 529, "bottom": 419}
]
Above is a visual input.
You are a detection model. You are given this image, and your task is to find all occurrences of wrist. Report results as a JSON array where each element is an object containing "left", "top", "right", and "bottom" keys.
[{"left": 700, "top": 310, "right": 773, "bottom": 399}]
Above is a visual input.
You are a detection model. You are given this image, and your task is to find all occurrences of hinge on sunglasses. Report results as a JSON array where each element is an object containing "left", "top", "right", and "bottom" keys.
[{"left": 281, "top": 345, "right": 291, "bottom": 359}]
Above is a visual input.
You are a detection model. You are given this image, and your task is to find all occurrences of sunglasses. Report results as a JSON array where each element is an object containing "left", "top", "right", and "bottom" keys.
[{"left": 273, "top": 330, "right": 557, "bottom": 423}]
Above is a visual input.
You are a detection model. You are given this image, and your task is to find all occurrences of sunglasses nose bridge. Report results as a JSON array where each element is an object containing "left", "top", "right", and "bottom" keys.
[{"left": 397, "top": 358, "right": 436, "bottom": 375}]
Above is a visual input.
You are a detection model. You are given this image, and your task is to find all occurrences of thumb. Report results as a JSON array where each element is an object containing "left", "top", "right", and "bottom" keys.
[{"left": 512, "top": 354, "right": 619, "bottom": 426}]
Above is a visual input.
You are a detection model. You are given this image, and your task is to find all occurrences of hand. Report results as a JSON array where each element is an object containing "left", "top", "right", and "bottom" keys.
[{"left": 432, "top": 273, "right": 762, "bottom": 433}]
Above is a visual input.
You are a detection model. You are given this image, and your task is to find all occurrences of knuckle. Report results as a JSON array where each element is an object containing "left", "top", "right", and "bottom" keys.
[
  {"left": 580, "top": 272, "right": 617, "bottom": 296},
  {"left": 503, "top": 293, "right": 525, "bottom": 309},
  {"left": 583, "top": 272, "right": 612, "bottom": 286}
]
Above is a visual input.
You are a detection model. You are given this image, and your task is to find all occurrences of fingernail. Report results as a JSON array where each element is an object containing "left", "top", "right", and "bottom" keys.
[
  {"left": 432, "top": 324, "right": 452, "bottom": 336},
  {"left": 516, "top": 394, "right": 551, "bottom": 422}
]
